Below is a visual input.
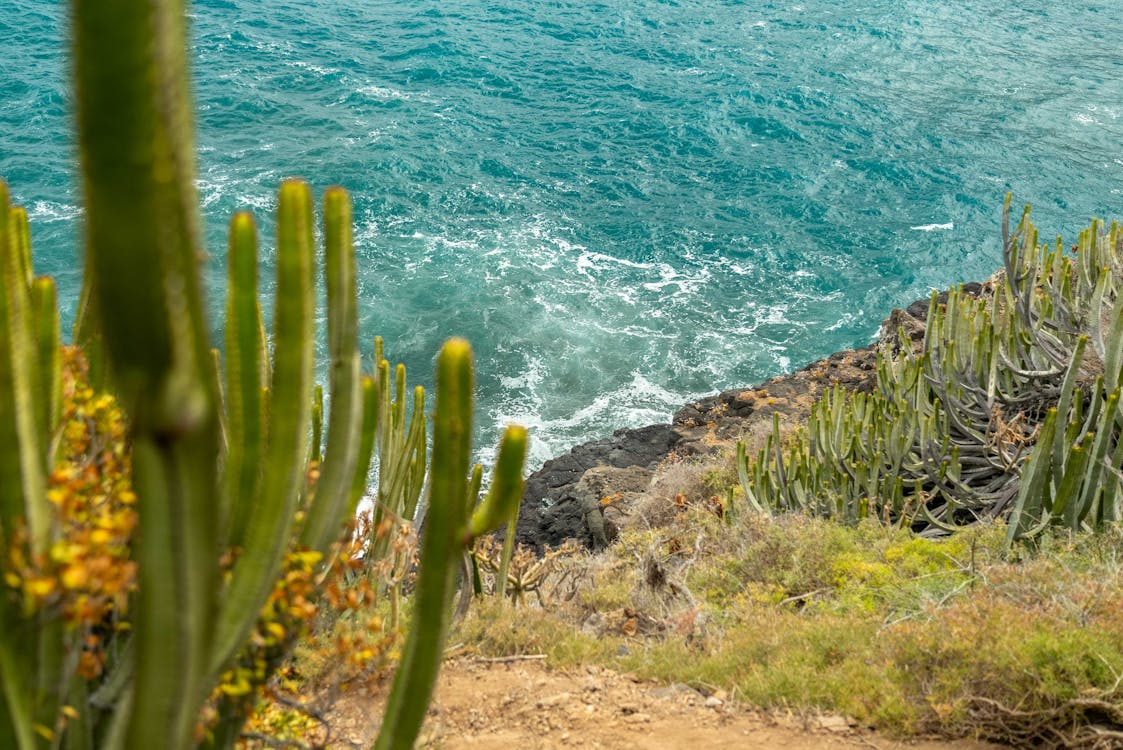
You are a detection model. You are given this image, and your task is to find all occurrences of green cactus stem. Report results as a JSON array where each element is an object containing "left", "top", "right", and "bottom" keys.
[{"left": 373, "top": 338, "right": 475, "bottom": 750}]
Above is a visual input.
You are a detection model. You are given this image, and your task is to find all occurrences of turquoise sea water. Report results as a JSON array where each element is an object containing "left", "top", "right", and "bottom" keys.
[{"left": 3, "top": 1, "right": 1122, "bottom": 468}]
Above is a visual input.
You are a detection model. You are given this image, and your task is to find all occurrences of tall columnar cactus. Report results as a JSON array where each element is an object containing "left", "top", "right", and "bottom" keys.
[
  {"left": 0, "top": 184, "right": 66, "bottom": 750},
  {"left": 365, "top": 339, "right": 429, "bottom": 568},
  {"left": 736, "top": 196, "right": 1123, "bottom": 541},
  {"left": 0, "top": 0, "right": 528, "bottom": 748}
]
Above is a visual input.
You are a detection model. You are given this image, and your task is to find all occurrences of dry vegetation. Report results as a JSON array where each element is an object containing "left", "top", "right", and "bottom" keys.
[{"left": 448, "top": 492, "right": 1123, "bottom": 749}]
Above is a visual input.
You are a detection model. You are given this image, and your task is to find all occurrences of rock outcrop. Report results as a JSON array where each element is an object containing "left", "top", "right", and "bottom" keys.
[
  {"left": 515, "top": 425, "right": 676, "bottom": 551},
  {"left": 514, "top": 346, "right": 881, "bottom": 551}
]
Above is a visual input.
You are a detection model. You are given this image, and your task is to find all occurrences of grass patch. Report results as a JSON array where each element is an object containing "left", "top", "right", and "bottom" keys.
[
  {"left": 455, "top": 597, "right": 623, "bottom": 666},
  {"left": 453, "top": 512, "right": 1123, "bottom": 746}
]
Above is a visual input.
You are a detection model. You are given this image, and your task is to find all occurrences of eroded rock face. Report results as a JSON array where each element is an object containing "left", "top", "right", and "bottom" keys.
[
  {"left": 515, "top": 286, "right": 988, "bottom": 552},
  {"left": 516, "top": 428, "right": 673, "bottom": 551}
]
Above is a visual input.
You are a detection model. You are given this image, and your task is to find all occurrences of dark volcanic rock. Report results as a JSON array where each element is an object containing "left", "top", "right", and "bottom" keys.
[
  {"left": 514, "top": 343, "right": 882, "bottom": 552},
  {"left": 905, "top": 281, "right": 984, "bottom": 321},
  {"left": 516, "top": 425, "right": 677, "bottom": 550}
]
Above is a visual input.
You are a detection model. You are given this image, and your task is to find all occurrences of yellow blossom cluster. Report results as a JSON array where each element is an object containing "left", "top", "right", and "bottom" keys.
[
  {"left": 3, "top": 347, "right": 137, "bottom": 680},
  {"left": 221, "top": 533, "right": 396, "bottom": 747}
]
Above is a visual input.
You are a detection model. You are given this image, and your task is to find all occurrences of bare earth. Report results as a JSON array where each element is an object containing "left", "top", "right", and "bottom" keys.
[{"left": 327, "top": 658, "right": 1003, "bottom": 750}]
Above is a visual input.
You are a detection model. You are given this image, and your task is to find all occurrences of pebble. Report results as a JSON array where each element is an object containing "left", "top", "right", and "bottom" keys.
[
  {"left": 818, "top": 715, "right": 851, "bottom": 733},
  {"left": 651, "top": 683, "right": 702, "bottom": 701},
  {"left": 536, "top": 692, "right": 571, "bottom": 709}
]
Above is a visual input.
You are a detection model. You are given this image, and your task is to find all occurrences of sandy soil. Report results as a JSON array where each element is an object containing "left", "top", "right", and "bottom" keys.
[{"left": 325, "top": 657, "right": 1003, "bottom": 750}]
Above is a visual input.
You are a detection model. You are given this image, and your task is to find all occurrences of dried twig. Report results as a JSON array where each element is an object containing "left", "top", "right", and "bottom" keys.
[{"left": 473, "top": 654, "right": 547, "bottom": 664}]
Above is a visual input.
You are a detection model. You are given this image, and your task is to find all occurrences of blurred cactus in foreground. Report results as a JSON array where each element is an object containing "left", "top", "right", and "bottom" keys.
[
  {"left": 0, "top": 0, "right": 527, "bottom": 748},
  {"left": 737, "top": 196, "right": 1123, "bottom": 543}
]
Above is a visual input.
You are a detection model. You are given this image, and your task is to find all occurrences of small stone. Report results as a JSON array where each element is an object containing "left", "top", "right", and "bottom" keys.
[
  {"left": 581, "top": 612, "right": 605, "bottom": 637},
  {"left": 537, "top": 692, "right": 571, "bottom": 709},
  {"left": 818, "top": 715, "right": 851, "bottom": 733},
  {"left": 652, "top": 683, "right": 702, "bottom": 701},
  {"left": 704, "top": 696, "right": 723, "bottom": 709},
  {"left": 624, "top": 712, "right": 651, "bottom": 724}
]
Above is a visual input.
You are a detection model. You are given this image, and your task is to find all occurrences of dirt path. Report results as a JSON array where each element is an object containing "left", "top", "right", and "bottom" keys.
[{"left": 327, "top": 658, "right": 1002, "bottom": 750}]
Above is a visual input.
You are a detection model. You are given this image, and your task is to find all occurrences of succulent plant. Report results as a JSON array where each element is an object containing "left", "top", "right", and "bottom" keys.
[{"left": 736, "top": 196, "right": 1123, "bottom": 543}]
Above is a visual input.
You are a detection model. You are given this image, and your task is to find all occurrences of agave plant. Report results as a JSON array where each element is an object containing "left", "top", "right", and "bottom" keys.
[
  {"left": 0, "top": 0, "right": 528, "bottom": 748},
  {"left": 736, "top": 196, "right": 1123, "bottom": 542}
]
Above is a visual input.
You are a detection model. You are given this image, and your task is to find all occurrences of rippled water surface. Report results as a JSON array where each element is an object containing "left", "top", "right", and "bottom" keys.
[{"left": 3, "top": 1, "right": 1122, "bottom": 467}]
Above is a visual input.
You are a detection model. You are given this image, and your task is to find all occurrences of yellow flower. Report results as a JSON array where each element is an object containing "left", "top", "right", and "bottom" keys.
[
  {"left": 219, "top": 672, "right": 253, "bottom": 697},
  {"left": 64, "top": 419, "right": 87, "bottom": 443},
  {"left": 61, "top": 564, "right": 89, "bottom": 590},
  {"left": 25, "top": 576, "right": 56, "bottom": 599}
]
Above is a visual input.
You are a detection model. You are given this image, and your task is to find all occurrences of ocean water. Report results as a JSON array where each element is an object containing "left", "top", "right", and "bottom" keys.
[{"left": 3, "top": 1, "right": 1122, "bottom": 469}]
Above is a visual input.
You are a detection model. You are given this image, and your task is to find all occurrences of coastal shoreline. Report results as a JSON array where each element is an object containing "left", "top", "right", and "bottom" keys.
[{"left": 515, "top": 282, "right": 988, "bottom": 551}]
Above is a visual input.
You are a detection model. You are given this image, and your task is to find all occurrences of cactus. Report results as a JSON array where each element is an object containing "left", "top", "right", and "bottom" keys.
[
  {"left": 735, "top": 196, "right": 1123, "bottom": 543},
  {"left": 365, "top": 347, "right": 428, "bottom": 568},
  {"left": 373, "top": 347, "right": 527, "bottom": 750},
  {"left": 1, "top": 185, "right": 59, "bottom": 750},
  {"left": 0, "top": 0, "right": 528, "bottom": 748}
]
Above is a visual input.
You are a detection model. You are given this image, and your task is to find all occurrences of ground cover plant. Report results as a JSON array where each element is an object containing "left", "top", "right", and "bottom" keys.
[{"left": 456, "top": 513, "right": 1123, "bottom": 749}]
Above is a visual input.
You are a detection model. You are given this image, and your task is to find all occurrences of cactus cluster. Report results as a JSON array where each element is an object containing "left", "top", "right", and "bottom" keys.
[
  {"left": 0, "top": 0, "right": 528, "bottom": 748},
  {"left": 737, "top": 195, "right": 1123, "bottom": 542}
]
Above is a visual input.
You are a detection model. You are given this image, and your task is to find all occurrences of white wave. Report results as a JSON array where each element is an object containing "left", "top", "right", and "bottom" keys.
[
  {"left": 640, "top": 263, "right": 711, "bottom": 295},
  {"left": 286, "top": 59, "right": 340, "bottom": 77},
  {"left": 356, "top": 85, "right": 412, "bottom": 101},
  {"left": 498, "top": 355, "right": 546, "bottom": 392},
  {"left": 233, "top": 190, "right": 274, "bottom": 212},
  {"left": 825, "top": 310, "right": 863, "bottom": 332},
  {"left": 576, "top": 250, "right": 655, "bottom": 277},
  {"left": 490, "top": 371, "right": 689, "bottom": 469},
  {"left": 910, "top": 222, "right": 954, "bottom": 231},
  {"left": 26, "top": 200, "right": 82, "bottom": 223}
]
